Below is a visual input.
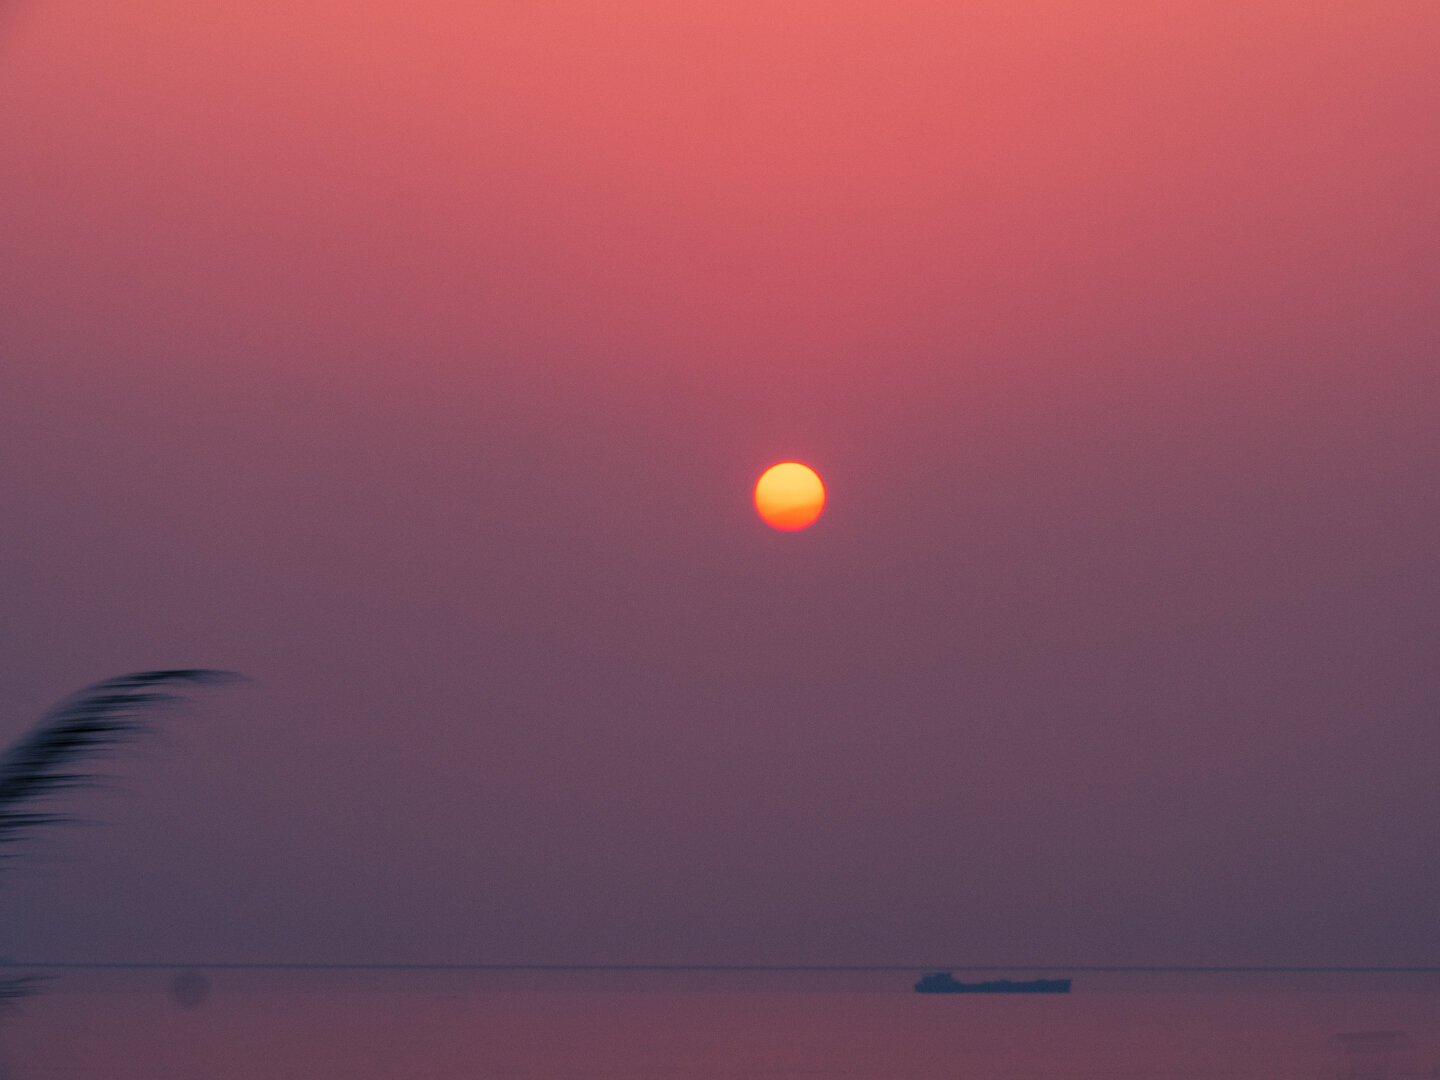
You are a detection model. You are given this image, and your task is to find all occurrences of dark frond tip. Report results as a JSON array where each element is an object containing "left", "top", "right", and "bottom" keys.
[
  {"left": 95, "top": 669, "right": 245, "bottom": 690},
  {"left": 0, "top": 811, "right": 65, "bottom": 838},
  {"left": 0, "top": 975, "right": 49, "bottom": 1008}
]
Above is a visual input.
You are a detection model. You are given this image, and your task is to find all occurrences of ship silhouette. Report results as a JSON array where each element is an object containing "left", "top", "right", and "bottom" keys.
[{"left": 914, "top": 972, "right": 1071, "bottom": 994}]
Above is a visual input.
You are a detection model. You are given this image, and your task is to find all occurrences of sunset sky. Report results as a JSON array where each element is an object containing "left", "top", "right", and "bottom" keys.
[{"left": 1, "top": 2, "right": 1436, "bottom": 968}]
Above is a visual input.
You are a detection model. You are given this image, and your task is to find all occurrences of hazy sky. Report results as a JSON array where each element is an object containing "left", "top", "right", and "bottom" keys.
[{"left": 1, "top": 2, "right": 1436, "bottom": 968}]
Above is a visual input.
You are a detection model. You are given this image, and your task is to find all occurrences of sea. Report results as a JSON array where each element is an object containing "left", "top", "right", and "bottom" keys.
[{"left": 1, "top": 967, "right": 1436, "bottom": 1079}]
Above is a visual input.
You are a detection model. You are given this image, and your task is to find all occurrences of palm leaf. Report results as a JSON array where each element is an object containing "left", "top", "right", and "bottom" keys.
[{"left": 0, "top": 669, "right": 241, "bottom": 849}]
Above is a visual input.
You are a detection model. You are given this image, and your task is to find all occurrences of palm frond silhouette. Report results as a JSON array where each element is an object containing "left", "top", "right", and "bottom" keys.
[{"left": 0, "top": 669, "right": 241, "bottom": 1003}]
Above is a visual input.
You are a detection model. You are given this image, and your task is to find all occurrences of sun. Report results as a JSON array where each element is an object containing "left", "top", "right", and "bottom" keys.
[{"left": 754, "top": 462, "right": 825, "bottom": 531}]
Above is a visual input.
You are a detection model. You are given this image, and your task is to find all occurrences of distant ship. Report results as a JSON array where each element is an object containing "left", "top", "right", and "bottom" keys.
[{"left": 914, "top": 972, "right": 1071, "bottom": 994}]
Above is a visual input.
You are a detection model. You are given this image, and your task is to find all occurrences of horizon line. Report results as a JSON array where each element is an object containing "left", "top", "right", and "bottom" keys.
[{"left": 7, "top": 962, "right": 1440, "bottom": 974}]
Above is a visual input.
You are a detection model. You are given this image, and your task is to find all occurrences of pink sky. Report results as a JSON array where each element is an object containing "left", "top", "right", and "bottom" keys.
[{"left": 1, "top": 2, "right": 1436, "bottom": 967}]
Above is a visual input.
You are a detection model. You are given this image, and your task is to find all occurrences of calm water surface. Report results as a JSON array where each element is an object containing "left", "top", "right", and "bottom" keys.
[{"left": 2, "top": 970, "right": 1436, "bottom": 1079}]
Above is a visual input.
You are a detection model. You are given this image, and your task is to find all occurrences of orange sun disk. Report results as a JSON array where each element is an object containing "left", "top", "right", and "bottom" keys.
[{"left": 754, "top": 462, "right": 825, "bottom": 531}]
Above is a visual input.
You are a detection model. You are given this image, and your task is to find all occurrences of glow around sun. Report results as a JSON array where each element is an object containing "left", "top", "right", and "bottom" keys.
[{"left": 754, "top": 462, "right": 826, "bottom": 531}]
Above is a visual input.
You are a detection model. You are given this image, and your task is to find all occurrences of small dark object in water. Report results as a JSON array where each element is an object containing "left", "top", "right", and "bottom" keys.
[
  {"left": 914, "top": 972, "right": 1071, "bottom": 994},
  {"left": 170, "top": 969, "right": 211, "bottom": 1009}
]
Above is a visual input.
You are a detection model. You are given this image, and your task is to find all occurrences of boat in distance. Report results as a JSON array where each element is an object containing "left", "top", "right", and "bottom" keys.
[{"left": 914, "top": 972, "right": 1071, "bottom": 994}]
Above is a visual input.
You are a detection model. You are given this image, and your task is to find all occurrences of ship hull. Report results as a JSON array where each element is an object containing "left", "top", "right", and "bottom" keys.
[{"left": 914, "top": 976, "right": 1071, "bottom": 994}]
